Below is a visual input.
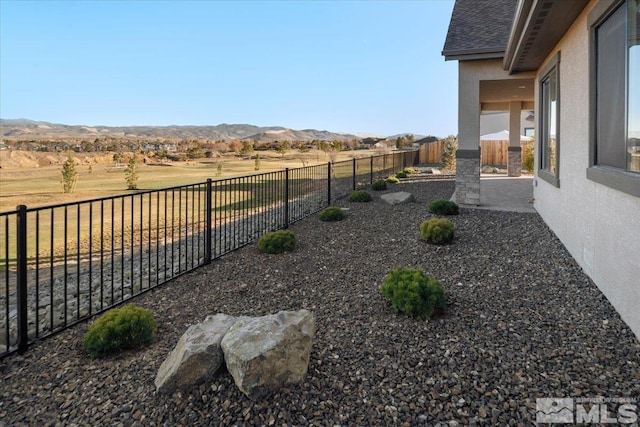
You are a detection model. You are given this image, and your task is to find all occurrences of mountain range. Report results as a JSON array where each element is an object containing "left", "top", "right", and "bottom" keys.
[{"left": 0, "top": 119, "right": 374, "bottom": 142}]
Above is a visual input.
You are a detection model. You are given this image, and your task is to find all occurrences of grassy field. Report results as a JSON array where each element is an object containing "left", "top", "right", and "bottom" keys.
[
  {"left": 1, "top": 147, "right": 403, "bottom": 266},
  {"left": 0, "top": 148, "right": 384, "bottom": 211}
]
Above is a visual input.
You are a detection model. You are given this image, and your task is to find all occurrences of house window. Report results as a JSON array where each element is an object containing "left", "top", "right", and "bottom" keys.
[
  {"left": 587, "top": 0, "right": 640, "bottom": 197},
  {"left": 539, "top": 52, "right": 560, "bottom": 187}
]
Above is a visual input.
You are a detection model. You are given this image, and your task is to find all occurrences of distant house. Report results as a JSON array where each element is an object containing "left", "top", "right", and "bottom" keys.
[{"left": 443, "top": 0, "right": 640, "bottom": 339}]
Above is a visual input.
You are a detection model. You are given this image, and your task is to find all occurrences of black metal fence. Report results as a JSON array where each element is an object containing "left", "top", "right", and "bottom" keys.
[{"left": 0, "top": 150, "right": 418, "bottom": 358}]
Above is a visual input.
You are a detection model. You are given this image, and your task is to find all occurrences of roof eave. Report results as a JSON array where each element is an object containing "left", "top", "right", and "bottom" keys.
[
  {"left": 442, "top": 48, "right": 506, "bottom": 62},
  {"left": 504, "top": 0, "right": 590, "bottom": 74}
]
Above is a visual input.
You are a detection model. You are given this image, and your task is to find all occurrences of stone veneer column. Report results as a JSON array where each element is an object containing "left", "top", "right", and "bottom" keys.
[
  {"left": 507, "top": 147, "right": 522, "bottom": 177},
  {"left": 456, "top": 61, "right": 481, "bottom": 205},
  {"left": 455, "top": 149, "right": 481, "bottom": 205}
]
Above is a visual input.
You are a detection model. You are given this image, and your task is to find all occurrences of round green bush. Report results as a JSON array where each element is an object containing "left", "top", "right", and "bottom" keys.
[
  {"left": 372, "top": 180, "right": 387, "bottom": 191},
  {"left": 395, "top": 171, "right": 408, "bottom": 179},
  {"left": 349, "top": 190, "right": 372, "bottom": 203},
  {"left": 420, "top": 218, "right": 455, "bottom": 245},
  {"left": 318, "top": 206, "right": 345, "bottom": 221},
  {"left": 386, "top": 176, "right": 400, "bottom": 184},
  {"left": 428, "top": 199, "right": 459, "bottom": 215},
  {"left": 380, "top": 267, "right": 446, "bottom": 320},
  {"left": 84, "top": 304, "right": 157, "bottom": 358},
  {"left": 403, "top": 167, "right": 416, "bottom": 174},
  {"left": 258, "top": 230, "right": 297, "bottom": 253}
]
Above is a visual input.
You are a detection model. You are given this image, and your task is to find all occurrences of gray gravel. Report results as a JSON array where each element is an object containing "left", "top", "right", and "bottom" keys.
[{"left": 1, "top": 177, "right": 639, "bottom": 426}]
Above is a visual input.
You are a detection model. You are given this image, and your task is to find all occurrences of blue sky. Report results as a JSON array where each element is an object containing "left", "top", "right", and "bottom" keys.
[{"left": 0, "top": 0, "right": 457, "bottom": 137}]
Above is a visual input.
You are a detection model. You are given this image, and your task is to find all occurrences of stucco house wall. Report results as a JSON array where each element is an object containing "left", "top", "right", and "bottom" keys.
[{"left": 533, "top": 0, "right": 640, "bottom": 339}]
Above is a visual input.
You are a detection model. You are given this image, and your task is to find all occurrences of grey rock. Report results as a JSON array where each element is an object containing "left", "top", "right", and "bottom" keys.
[
  {"left": 155, "top": 313, "right": 248, "bottom": 394},
  {"left": 380, "top": 191, "right": 416, "bottom": 205},
  {"left": 221, "top": 309, "right": 315, "bottom": 399}
]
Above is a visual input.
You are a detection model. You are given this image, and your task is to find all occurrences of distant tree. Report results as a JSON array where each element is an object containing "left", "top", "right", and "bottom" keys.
[
  {"left": 395, "top": 136, "right": 407, "bottom": 149},
  {"left": 298, "top": 145, "right": 310, "bottom": 154},
  {"left": 113, "top": 152, "right": 123, "bottom": 167},
  {"left": 406, "top": 134, "right": 415, "bottom": 145},
  {"left": 275, "top": 141, "right": 290, "bottom": 158},
  {"left": 186, "top": 146, "right": 204, "bottom": 159},
  {"left": 240, "top": 141, "right": 254, "bottom": 156},
  {"left": 216, "top": 162, "right": 223, "bottom": 176},
  {"left": 254, "top": 153, "right": 261, "bottom": 171},
  {"left": 61, "top": 155, "right": 78, "bottom": 193},
  {"left": 125, "top": 155, "right": 140, "bottom": 190},
  {"left": 229, "top": 140, "right": 243, "bottom": 154}
]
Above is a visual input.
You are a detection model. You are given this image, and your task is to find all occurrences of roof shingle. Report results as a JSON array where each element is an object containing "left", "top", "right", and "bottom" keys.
[{"left": 442, "top": 0, "right": 517, "bottom": 59}]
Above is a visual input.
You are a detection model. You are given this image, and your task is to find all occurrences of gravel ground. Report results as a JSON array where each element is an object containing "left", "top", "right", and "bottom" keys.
[{"left": 1, "top": 177, "right": 639, "bottom": 426}]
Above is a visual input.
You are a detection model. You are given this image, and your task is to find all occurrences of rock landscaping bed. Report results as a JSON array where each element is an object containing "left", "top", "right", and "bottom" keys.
[{"left": 1, "top": 177, "right": 638, "bottom": 426}]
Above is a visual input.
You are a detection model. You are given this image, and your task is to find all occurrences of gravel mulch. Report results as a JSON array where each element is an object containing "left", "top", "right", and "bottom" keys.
[{"left": 1, "top": 177, "right": 639, "bottom": 426}]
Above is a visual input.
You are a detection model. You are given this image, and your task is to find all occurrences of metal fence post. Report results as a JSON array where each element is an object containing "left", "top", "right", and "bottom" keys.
[
  {"left": 205, "top": 179, "right": 212, "bottom": 265},
  {"left": 327, "top": 162, "right": 332, "bottom": 206},
  {"left": 284, "top": 168, "right": 290, "bottom": 228},
  {"left": 370, "top": 156, "right": 374, "bottom": 184},
  {"left": 352, "top": 158, "right": 356, "bottom": 190},
  {"left": 16, "top": 205, "right": 28, "bottom": 354}
]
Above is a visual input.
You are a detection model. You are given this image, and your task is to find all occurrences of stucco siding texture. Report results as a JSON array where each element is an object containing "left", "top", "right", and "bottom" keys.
[{"left": 533, "top": 0, "right": 640, "bottom": 340}]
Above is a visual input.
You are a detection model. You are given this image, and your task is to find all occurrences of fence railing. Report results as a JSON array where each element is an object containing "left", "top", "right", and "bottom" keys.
[{"left": 0, "top": 149, "right": 417, "bottom": 358}]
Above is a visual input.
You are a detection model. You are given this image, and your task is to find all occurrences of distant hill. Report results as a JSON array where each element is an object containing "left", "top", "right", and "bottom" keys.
[{"left": 0, "top": 119, "right": 360, "bottom": 142}]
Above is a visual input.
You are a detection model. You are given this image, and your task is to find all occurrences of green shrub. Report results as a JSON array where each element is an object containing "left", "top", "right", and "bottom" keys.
[
  {"left": 258, "top": 230, "right": 297, "bottom": 253},
  {"left": 380, "top": 267, "right": 446, "bottom": 320},
  {"left": 428, "top": 199, "right": 459, "bottom": 215},
  {"left": 403, "top": 167, "right": 416, "bottom": 174},
  {"left": 372, "top": 180, "right": 387, "bottom": 191},
  {"left": 395, "top": 171, "right": 408, "bottom": 179},
  {"left": 522, "top": 140, "right": 534, "bottom": 173},
  {"left": 84, "top": 304, "right": 157, "bottom": 358},
  {"left": 349, "top": 190, "right": 372, "bottom": 202},
  {"left": 420, "top": 218, "right": 455, "bottom": 245},
  {"left": 440, "top": 135, "right": 458, "bottom": 170},
  {"left": 386, "top": 176, "right": 400, "bottom": 184},
  {"left": 318, "top": 206, "right": 345, "bottom": 222}
]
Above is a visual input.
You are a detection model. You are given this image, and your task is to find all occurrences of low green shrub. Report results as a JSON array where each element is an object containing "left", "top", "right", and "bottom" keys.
[
  {"left": 318, "top": 206, "right": 345, "bottom": 222},
  {"left": 380, "top": 267, "right": 446, "bottom": 320},
  {"left": 420, "top": 218, "right": 455, "bottom": 244},
  {"left": 258, "top": 230, "right": 297, "bottom": 254},
  {"left": 349, "top": 190, "right": 372, "bottom": 202},
  {"left": 386, "top": 176, "right": 400, "bottom": 184},
  {"left": 395, "top": 171, "right": 408, "bottom": 179},
  {"left": 403, "top": 167, "right": 416, "bottom": 174},
  {"left": 372, "top": 180, "right": 387, "bottom": 191},
  {"left": 428, "top": 199, "right": 459, "bottom": 215},
  {"left": 84, "top": 304, "right": 157, "bottom": 358}
]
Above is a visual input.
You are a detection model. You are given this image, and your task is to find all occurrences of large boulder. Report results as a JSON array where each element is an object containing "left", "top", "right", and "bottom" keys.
[
  {"left": 221, "top": 309, "right": 315, "bottom": 399},
  {"left": 155, "top": 313, "right": 248, "bottom": 394},
  {"left": 381, "top": 191, "right": 416, "bottom": 205}
]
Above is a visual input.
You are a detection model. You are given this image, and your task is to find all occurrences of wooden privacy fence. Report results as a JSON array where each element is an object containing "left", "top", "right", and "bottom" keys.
[{"left": 419, "top": 140, "right": 533, "bottom": 167}]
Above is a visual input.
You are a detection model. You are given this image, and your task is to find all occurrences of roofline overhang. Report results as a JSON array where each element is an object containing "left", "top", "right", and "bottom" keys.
[
  {"left": 503, "top": 0, "right": 535, "bottom": 71},
  {"left": 503, "top": 0, "right": 590, "bottom": 74}
]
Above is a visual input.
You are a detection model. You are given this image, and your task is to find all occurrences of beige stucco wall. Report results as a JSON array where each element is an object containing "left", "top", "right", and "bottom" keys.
[{"left": 533, "top": 0, "right": 640, "bottom": 340}]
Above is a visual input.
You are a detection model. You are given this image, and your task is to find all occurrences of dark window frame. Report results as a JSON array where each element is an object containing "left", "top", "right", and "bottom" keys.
[
  {"left": 587, "top": 0, "right": 640, "bottom": 197},
  {"left": 538, "top": 51, "right": 561, "bottom": 187}
]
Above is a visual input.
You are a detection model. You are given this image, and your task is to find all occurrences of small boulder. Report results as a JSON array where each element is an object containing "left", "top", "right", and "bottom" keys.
[
  {"left": 425, "top": 167, "right": 442, "bottom": 175},
  {"left": 221, "top": 309, "right": 315, "bottom": 399},
  {"left": 482, "top": 165, "right": 494, "bottom": 173},
  {"left": 381, "top": 191, "right": 416, "bottom": 205},
  {"left": 155, "top": 313, "right": 248, "bottom": 394}
]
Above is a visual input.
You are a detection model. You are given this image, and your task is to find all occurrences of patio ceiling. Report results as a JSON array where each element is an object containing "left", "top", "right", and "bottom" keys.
[{"left": 479, "top": 78, "right": 535, "bottom": 111}]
